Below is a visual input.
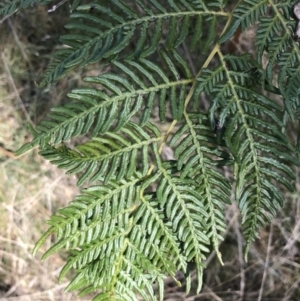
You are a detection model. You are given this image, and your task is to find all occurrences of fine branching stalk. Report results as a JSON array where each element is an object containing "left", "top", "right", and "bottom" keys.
[{"left": 2, "top": 0, "right": 300, "bottom": 300}]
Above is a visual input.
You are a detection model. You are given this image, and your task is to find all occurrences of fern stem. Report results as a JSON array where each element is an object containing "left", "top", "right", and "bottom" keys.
[
  {"left": 157, "top": 121, "right": 176, "bottom": 157},
  {"left": 154, "top": 44, "right": 220, "bottom": 171}
]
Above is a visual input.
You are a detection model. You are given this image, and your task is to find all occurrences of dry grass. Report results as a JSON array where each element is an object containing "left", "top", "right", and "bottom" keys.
[
  {"left": 0, "top": 5, "right": 83, "bottom": 300},
  {"left": 0, "top": 2, "right": 299, "bottom": 301}
]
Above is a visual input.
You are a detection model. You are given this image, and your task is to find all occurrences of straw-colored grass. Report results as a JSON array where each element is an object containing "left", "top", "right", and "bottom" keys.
[{"left": 0, "top": 7, "right": 82, "bottom": 300}]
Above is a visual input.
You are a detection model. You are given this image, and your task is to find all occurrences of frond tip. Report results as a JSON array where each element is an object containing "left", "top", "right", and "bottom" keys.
[
  {"left": 169, "top": 112, "right": 232, "bottom": 264},
  {"left": 198, "top": 51, "right": 298, "bottom": 260}
]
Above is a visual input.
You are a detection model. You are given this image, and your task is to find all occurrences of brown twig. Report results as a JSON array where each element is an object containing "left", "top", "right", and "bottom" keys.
[{"left": 258, "top": 222, "right": 273, "bottom": 301}]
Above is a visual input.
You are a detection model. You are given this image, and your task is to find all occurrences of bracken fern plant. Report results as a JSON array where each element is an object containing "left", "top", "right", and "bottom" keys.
[{"left": 3, "top": 0, "right": 300, "bottom": 300}]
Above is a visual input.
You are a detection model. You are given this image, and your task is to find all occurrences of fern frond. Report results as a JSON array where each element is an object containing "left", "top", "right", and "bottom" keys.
[
  {"left": 35, "top": 176, "right": 190, "bottom": 300},
  {"left": 16, "top": 54, "right": 194, "bottom": 155},
  {"left": 38, "top": 122, "right": 162, "bottom": 185},
  {"left": 255, "top": 1, "right": 295, "bottom": 64},
  {"left": 197, "top": 51, "right": 298, "bottom": 259},
  {"left": 35, "top": 175, "right": 142, "bottom": 259},
  {"left": 254, "top": 1, "right": 299, "bottom": 112},
  {"left": 10, "top": 0, "right": 300, "bottom": 299},
  {"left": 169, "top": 112, "right": 232, "bottom": 263},
  {"left": 222, "top": 1, "right": 300, "bottom": 119},
  {"left": 34, "top": 151, "right": 213, "bottom": 297},
  {"left": 219, "top": 0, "right": 268, "bottom": 43},
  {"left": 40, "top": 0, "right": 229, "bottom": 86},
  {"left": 153, "top": 159, "right": 210, "bottom": 293}
]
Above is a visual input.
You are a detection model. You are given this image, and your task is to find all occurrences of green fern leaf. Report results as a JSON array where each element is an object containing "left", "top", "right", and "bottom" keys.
[
  {"left": 40, "top": 0, "right": 228, "bottom": 86},
  {"left": 16, "top": 53, "right": 194, "bottom": 155},
  {"left": 197, "top": 52, "right": 299, "bottom": 260},
  {"left": 219, "top": 0, "right": 268, "bottom": 43},
  {"left": 153, "top": 158, "right": 210, "bottom": 293},
  {"left": 253, "top": 1, "right": 300, "bottom": 119},
  {"left": 33, "top": 135, "right": 214, "bottom": 298},
  {"left": 38, "top": 175, "right": 143, "bottom": 260},
  {"left": 169, "top": 112, "right": 232, "bottom": 264},
  {"left": 38, "top": 122, "right": 162, "bottom": 185}
]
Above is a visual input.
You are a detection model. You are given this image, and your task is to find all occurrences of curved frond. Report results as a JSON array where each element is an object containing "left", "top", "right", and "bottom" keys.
[
  {"left": 197, "top": 51, "right": 298, "bottom": 259},
  {"left": 39, "top": 122, "right": 162, "bottom": 185},
  {"left": 40, "top": 0, "right": 228, "bottom": 86},
  {"left": 254, "top": 1, "right": 300, "bottom": 119},
  {"left": 35, "top": 175, "right": 142, "bottom": 259},
  {"left": 34, "top": 154, "right": 212, "bottom": 298},
  {"left": 154, "top": 160, "right": 210, "bottom": 293},
  {"left": 169, "top": 112, "right": 232, "bottom": 263},
  {"left": 16, "top": 53, "right": 194, "bottom": 155},
  {"left": 220, "top": 1, "right": 300, "bottom": 119},
  {"left": 219, "top": 0, "right": 268, "bottom": 43}
]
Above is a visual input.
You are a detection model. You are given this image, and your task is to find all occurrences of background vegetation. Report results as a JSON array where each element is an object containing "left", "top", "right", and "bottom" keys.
[{"left": 0, "top": 1, "right": 299, "bottom": 300}]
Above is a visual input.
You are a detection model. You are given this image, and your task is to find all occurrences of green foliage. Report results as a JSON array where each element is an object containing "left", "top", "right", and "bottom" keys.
[
  {"left": 4, "top": 0, "right": 300, "bottom": 300},
  {"left": 38, "top": 0, "right": 225, "bottom": 86}
]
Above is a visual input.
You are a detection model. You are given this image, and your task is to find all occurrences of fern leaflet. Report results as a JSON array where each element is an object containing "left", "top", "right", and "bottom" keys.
[
  {"left": 197, "top": 51, "right": 298, "bottom": 259},
  {"left": 40, "top": 0, "right": 229, "bottom": 86}
]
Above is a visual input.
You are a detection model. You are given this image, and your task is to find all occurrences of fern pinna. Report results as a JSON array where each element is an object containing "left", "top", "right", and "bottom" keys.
[{"left": 7, "top": 0, "right": 300, "bottom": 300}]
